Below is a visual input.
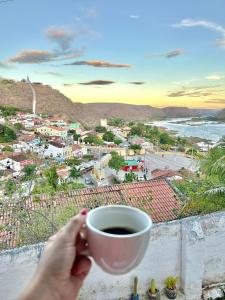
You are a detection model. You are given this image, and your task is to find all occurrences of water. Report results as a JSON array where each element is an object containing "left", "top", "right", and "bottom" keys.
[{"left": 147, "top": 118, "right": 225, "bottom": 142}]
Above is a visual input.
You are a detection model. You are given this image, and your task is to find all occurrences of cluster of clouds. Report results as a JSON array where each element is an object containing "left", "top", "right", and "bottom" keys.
[
  {"left": 63, "top": 80, "right": 146, "bottom": 86},
  {"left": 168, "top": 85, "right": 223, "bottom": 99},
  {"left": 173, "top": 18, "right": 225, "bottom": 48},
  {"left": 146, "top": 49, "right": 184, "bottom": 59},
  {"left": 65, "top": 60, "right": 131, "bottom": 68}
]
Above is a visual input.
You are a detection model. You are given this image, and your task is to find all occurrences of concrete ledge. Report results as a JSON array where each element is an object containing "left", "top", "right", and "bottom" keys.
[{"left": 1, "top": 211, "right": 225, "bottom": 300}]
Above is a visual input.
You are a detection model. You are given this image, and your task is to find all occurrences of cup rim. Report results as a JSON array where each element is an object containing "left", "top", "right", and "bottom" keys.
[{"left": 86, "top": 205, "right": 152, "bottom": 239}]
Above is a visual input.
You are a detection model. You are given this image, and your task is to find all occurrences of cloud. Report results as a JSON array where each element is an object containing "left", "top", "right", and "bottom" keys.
[
  {"left": 129, "top": 81, "right": 145, "bottom": 85},
  {"left": 173, "top": 19, "right": 225, "bottom": 35},
  {"left": 204, "top": 99, "right": 225, "bottom": 104},
  {"left": 8, "top": 24, "right": 89, "bottom": 64},
  {"left": 168, "top": 85, "right": 222, "bottom": 98},
  {"left": 206, "top": 75, "right": 224, "bottom": 80},
  {"left": 63, "top": 83, "right": 74, "bottom": 87},
  {"left": 79, "top": 80, "right": 115, "bottom": 85},
  {"left": 65, "top": 60, "right": 131, "bottom": 68},
  {"left": 165, "top": 49, "right": 184, "bottom": 58},
  {"left": 215, "top": 38, "right": 225, "bottom": 46},
  {"left": 9, "top": 50, "right": 56, "bottom": 64},
  {"left": 129, "top": 15, "right": 140, "bottom": 19},
  {"left": 34, "top": 71, "right": 63, "bottom": 77},
  {"left": 146, "top": 49, "right": 184, "bottom": 59},
  {"left": 173, "top": 19, "right": 225, "bottom": 49},
  {"left": 0, "top": 61, "right": 14, "bottom": 69},
  {"left": 46, "top": 26, "right": 75, "bottom": 51},
  {"left": 85, "top": 8, "right": 98, "bottom": 19}
]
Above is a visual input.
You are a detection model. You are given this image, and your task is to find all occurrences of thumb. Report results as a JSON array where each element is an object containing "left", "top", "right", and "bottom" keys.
[{"left": 62, "top": 209, "right": 88, "bottom": 243}]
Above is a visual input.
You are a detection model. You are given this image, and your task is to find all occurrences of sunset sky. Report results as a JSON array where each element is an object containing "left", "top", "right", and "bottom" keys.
[{"left": 0, "top": 0, "right": 225, "bottom": 108}]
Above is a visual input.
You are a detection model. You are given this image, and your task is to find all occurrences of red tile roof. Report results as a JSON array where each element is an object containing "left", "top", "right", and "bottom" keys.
[
  {"left": 0, "top": 179, "right": 180, "bottom": 250},
  {"left": 151, "top": 169, "right": 178, "bottom": 179}
]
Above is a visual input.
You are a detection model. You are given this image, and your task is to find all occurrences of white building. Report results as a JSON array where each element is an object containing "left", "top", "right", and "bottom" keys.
[
  {"left": 100, "top": 119, "right": 108, "bottom": 127},
  {"left": 43, "top": 142, "right": 72, "bottom": 160}
]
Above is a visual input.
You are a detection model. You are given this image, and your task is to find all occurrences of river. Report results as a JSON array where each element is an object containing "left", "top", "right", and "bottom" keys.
[{"left": 146, "top": 118, "right": 225, "bottom": 143}]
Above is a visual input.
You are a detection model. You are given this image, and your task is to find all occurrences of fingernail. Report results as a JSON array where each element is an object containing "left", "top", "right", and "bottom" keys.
[{"left": 80, "top": 208, "right": 88, "bottom": 216}]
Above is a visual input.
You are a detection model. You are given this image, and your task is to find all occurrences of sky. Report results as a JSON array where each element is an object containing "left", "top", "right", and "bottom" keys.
[{"left": 0, "top": 0, "right": 225, "bottom": 109}]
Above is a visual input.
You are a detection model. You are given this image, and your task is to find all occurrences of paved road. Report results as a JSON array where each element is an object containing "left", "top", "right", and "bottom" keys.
[{"left": 144, "top": 152, "right": 199, "bottom": 174}]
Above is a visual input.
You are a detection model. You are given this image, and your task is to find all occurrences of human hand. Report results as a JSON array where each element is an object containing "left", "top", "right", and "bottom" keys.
[{"left": 19, "top": 209, "right": 91, "bottom": 300}]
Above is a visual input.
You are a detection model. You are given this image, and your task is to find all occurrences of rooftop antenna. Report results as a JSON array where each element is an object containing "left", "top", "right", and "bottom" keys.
[{"left": 27, "top": 76, "right": 37, "bottom": 116}]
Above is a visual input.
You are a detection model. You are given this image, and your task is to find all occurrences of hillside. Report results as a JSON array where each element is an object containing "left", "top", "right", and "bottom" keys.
[
  {"left": 215, "top": 108, "right": 225, "bottom": 121},
  {"left": 0, "top": 78, "right": 216, "bottom": 126}
]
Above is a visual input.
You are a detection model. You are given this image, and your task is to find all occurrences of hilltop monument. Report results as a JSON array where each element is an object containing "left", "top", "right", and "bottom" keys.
[{"left": 27, "top": 76, "right": 37, "bottom": 116}]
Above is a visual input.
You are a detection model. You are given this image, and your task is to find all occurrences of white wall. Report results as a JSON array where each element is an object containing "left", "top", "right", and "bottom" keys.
[{"left": 0, "top": 211, "right": 225, "bottom": 300}]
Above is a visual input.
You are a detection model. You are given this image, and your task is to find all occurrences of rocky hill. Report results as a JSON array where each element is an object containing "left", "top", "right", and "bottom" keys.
[
  {"left": 0, "top": 78, "right": 216, "bottom": 126},
  {"left": 215, "top": 108, "right": 225, "bottom": 121}
]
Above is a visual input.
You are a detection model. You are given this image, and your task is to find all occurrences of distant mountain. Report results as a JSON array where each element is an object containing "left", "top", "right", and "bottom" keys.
[
  {"left": 0, "top": 78, "right": 218, "bottom": 126},
  {"left": 215, "top": 108, "right": 225, "bottom": 121}
]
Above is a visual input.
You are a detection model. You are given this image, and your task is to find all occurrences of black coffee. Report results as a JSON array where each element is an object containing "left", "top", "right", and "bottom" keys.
[{"left": 102, "top": 227, "right": 136, "bottom": 235}]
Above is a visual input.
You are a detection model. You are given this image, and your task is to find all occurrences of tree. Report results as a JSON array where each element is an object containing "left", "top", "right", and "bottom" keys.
[
  {"left": 114, "top": 138, "right": 122, "bottom": 145},
  {"left": 44, "top": 166, "right": 59, "bottom": 191},
  {"left": 14, "top": 123, "right": 24, "bottom": 131},
  {"left": 103, "top": 131, "right": 115, "bottom": 142},
  {"left": 2, "top": 145, "right": 13, "bottom": 152},
  {"left": 83, "top": 135, "right": 103, "bottom": 145},
  {"left": 65, "top": 157, "right": 80, "bottom": 166},
  {"left": 129, "top": 144, "right": 142, "bottom": 151},
  {"left": 0, "top": 125, "right": 17, "bottom": 143},
  {"left": 108, "top": 152, "right": 125, "bottom": 173},
  {"left": 23, "top": 164, "right": 36, "bottom": 180},
  {"left": 159, "top": 132, "right": 175, "bottom": 145},
  {"left": 124, "top": 172, "right": 137, "bottom": 183},
  {"left": 95, "top": 126, "right": 107, "bottom": 133},
  {"left": 5, "top": 179, "right": 16, "bottom": 196},
  {"left": 108, "top": 118, "right": 125, "bottom": 127},
  {"left": 70, "top": 167, "right": 80, "bottom": 180}
]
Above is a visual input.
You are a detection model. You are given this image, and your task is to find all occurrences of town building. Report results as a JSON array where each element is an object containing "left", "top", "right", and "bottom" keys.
[{"left": 35, "top": 126, "right": 68, "bottom": 139}]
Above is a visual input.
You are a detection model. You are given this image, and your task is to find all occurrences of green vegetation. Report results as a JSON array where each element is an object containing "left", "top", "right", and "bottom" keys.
[
  {"left": 124, "top": 172, "right": 137, "bottom": 183},
  {"left": 129, "top": 123, "right": 175, "bottom": 146},
  {"left": 70, "top": 167, "right": 80, "bottom": 180},
  {"left": 65, "top": 157, "right": 80, "bottom": 166},
  {"left": 129, "top": 144, "right": 142, "bottom": 151},
  {"left": 165, "top": 277, "right": 178, "bottom": 289},
  {"left": 2, "top": 145, "right": 13, "bottom": 152},
  {"left": 83, "top": 154, "right": 94, "bottom": 161},
  {"left": 14, "top": 123, "right": 24, "bottom": 131},
  {"left": 83, "top": 134, "right": 103, "bottom": 145},
  {"left": 95, "top": 125, "right": 107, "bottom": 133},
  {"left": 114, "top": 138, "right": 122, "bottom": 145},
  {"left": 150, "top": 279, "right": 157, "bottom": 294},
  {"left": 4, "top": 179, "right": 17, "bottom": 196},
  {"left": 0, "top": 124, "right": 17, "bottom": 143},
  {"left": 23, "top": 164, "right": 36, "bottom": 180},
  {"left": 108, "top": 118, "right": 125, "bottom": 127},
  {"left": 44, "top": 166, "right": 59, "bottom": 191},
  {"left": 174, "top": 141, "right": 225, "bottom": 217},
  {"left": 0, "top": 105, "right": 17, "bottom": 117},
  {"left": 109, "top": 151, "right": 125, "bottom": 173},
  {"left": 10, "top": 203, "right": 80, "bottom": 247},
  {"left": 68, "top": 130, "right": 81, "bottom": 142},
  {"left": 102, "top": 131, "right": 115, "bottom": 142},
  {"left": 32, "top": 181, "right": 85, "bottom": 195}
]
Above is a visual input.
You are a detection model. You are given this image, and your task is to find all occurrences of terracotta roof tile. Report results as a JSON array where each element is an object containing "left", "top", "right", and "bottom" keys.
[{"left": 0, "top": 179, "right": 180, "bottom": 250}]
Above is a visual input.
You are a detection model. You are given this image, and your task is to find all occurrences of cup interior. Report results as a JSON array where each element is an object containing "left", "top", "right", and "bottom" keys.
[{"left": 87, "top": 205, "right": 151, "bottom": 237}]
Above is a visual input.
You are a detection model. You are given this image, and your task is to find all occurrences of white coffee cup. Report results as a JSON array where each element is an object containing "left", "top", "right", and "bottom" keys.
[{"left": 86, "top": 205, "right": 152, "bottom": 275}]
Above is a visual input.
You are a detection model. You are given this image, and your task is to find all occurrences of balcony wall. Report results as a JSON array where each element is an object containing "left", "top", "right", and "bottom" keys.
[{"left": 0, "top": 211, "right": 225, "bottom": 300}]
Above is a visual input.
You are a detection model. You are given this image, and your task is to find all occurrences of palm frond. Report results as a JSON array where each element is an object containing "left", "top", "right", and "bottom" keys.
[
  {"left": 209, "top": 155, "right": 225, "bottom": 176},
  {"left": 204, "top": 186, "right": 225, "bottom": 196}
]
